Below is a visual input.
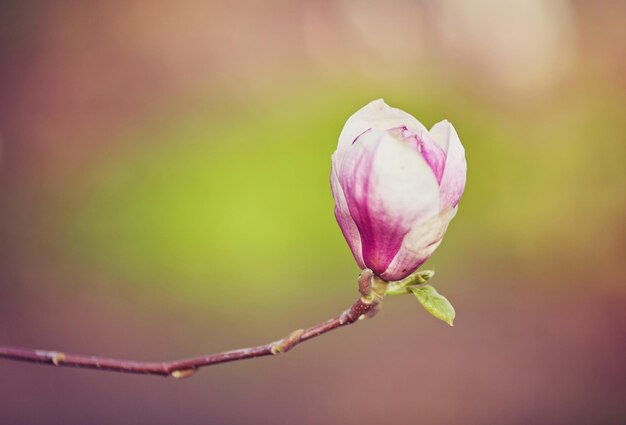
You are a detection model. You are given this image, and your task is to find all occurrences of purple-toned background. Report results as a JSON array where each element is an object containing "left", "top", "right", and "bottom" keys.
[{"left": 1, "top": 1, "right": 625, "bottom": 424}]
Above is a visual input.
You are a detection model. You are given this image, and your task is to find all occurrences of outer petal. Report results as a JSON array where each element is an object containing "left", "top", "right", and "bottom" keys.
[
  {"left": 338, "top": 129, "right": 440, "bottom": 275},
  {"left": 418, "top": 131, "right": 447, "bottom": 185},
  {"left": 381, "top": 207, "right": 457, "bottom": 281},
  {"left": 330, "top": 154, "right": 365, "bottom": 268},
  {"left": 429, "top": 120, "right": 467, "bottom": 208},
  {"left": 336, "top": 99, "right": 428, "bottom": 157}
]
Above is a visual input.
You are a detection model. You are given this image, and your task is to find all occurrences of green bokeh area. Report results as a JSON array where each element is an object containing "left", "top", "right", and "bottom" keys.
[
  {"left": 63, "top": 90, "right": 358, "bottom": 310},
  {"left": 61, "top": 81, "right": 626, "bottom": 311}
]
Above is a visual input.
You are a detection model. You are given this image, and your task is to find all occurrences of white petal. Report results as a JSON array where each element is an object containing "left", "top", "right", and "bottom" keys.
[
  {"left": 336, "top": 99, "right": 428, "bottom": 157},
  {"left": 429, "top": 120, "right": 467, "bottom": 209},
  {"left": 381, "top": 207, "right": 457, "bottom": 281}
]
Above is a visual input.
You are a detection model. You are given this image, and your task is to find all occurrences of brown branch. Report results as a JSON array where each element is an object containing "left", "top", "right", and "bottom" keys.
[{"left": 0, "top": 289, "right": 382, "bottom": 379}]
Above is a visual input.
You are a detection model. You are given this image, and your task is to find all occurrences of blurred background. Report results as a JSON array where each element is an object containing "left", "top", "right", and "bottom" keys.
[{"left": 0, "top": 0, "right": 624, "bottom": 423}]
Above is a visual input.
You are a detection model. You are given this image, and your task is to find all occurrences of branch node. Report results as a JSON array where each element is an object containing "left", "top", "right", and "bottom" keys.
[
  {"left": 358, "top": 269, "right": 374, "bottom": 296},
  {"left": 363, "top": 303, "right": 381, "bottom": 319},
  {"left": 339, "top": 310, "right": 350, "bottom": 325},
  {"left": 171, "top": 369, "right": 195, "bottom": 379},
  {"left": 271, "top": 329, "right": 304, "bottom": 355},
  {"left": 35, "top": 351, "right": 66, "bottom": 366},
  {"left": 52, "top": 352, "right": 65, "bottom": 366}
]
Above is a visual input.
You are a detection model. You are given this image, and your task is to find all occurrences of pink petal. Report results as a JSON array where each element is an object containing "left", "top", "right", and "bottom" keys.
[
  {"left": 418, "top": 131, "right": 447, "bottom": 185},
  {"left": 337, "top": 129, "right": 440, "bottom": 275},
  {"left": 330, "top": 155, "right": 365, "bottom": 269},
  {"left": 429, "top": 121, "right": 467, "bottom": 208},
  {"left": 381, "top": 207, "right": 457, "bottom": 281}
]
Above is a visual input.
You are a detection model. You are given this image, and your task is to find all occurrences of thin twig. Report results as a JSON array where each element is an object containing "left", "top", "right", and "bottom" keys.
[{"left": 0, "top": 292, "right": 380, "bottom": 379}]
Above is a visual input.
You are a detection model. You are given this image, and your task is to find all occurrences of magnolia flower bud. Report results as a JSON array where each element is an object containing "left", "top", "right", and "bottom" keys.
[{"left": 331, "top": 99, "right": 467, "bottom": 282}]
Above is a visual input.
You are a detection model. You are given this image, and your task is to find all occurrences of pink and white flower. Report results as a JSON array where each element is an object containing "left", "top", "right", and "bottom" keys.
[{"left": 331, "top": 99, "right": 467, "bottom": 281}]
